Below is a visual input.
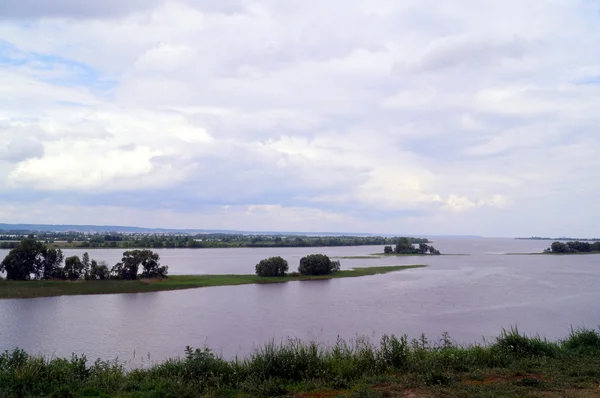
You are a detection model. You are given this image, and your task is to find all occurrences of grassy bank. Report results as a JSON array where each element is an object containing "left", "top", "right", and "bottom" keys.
[
  {"left": 0, "top": 265, "right": 424, "bottom": 299},
  {"left": 331, "top": 256, "right": 384, "bottom": 259},
  {"left": 2, "top": 328, "right": 600, "bottom": 397}
]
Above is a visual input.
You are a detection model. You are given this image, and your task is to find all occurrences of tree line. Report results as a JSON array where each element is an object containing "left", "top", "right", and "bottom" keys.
[
  {"left": 545, "top": 241, "right": 600, "bottom": 254},
  {"left": 255, "top": 254, "right": 341, "bottom": 277},
  {"left": 0, "top": 238, "right": 168, "bottom": 281},
  {"left": 0, "top": 233, "right": 430, "bottom": 250},
  {"left": 383, "top": 237, "right": 441, "bottom": 255}
]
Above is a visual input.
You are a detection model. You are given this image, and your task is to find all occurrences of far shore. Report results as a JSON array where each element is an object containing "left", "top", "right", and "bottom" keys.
[
  {"left": 0, "top": 265, "right": 425, "bottom": 299},
  {"left": 504, "top": 252, "right": 600, "bottom": 255}
]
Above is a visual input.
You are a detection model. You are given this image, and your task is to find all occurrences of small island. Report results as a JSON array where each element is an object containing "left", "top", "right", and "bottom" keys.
[
  {"left": 517, "top": 236, "right": 600, "bottom": 241},
  {"left": 543, "top": 240, "right": 600, "bottom": 254},
  {"left": 0, "top": 238, "right": 425, "bottom": 299},
  {"left": 380, "top": 237, "right": 441, "bottom": 256}
]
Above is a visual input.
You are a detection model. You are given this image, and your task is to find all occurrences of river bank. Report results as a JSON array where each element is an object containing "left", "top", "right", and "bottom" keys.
[
  {"left": 0, "top": 265, "right": 424, "bottom": 299},
  {"left": 1, "top": 328, "right": 599, "bottom": 397}
]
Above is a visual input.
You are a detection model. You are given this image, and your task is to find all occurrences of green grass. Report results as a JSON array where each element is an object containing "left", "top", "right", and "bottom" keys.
[
  {"left": 2, "top": 327, "right": 600, "bottom": 397},
  {"left": 331, "top": 256, "right": 384, "bottom": 259},
  {"left": 0, "top": 265, "right": 425, "bottom": 299},
  {"left": 372, "top": 253, "right": 428, "bottom": 257}
]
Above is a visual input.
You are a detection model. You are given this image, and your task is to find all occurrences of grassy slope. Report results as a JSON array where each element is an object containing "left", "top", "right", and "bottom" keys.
[
  {"left": 2, "top": 328, "right": 600, "bottom": 397},
  {"left": 0, "top": 265, "right": 425, "bottom": 299}
]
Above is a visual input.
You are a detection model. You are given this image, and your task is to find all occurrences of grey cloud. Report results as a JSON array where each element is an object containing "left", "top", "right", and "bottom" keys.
[
  {"left": 0, "top": 138, "right": 44, "bottom": 162},
  {"left": 406, "top": 36, "right": 531, "bottom": 73}
]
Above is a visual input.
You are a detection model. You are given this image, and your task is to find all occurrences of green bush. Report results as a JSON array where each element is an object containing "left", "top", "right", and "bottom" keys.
[
  {"left": 298, "top": 254, "right": 338, "bottom": 276},
  {"left": 492, "top": 327, "right": 558, "bottom": 358},
  {"left": 563, "top": 328, "right": 600, "bottom": 350},
  {"left": 255, "top": 256, "right": 289, "bottom": 277}
]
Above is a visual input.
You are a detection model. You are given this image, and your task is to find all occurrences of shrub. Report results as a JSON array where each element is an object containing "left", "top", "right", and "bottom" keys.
[
  {"left": 383, "top": 246, "right": 393, "bottom": 254},
  {"left": 492, "top": 327, "right": 558, "bottom": 358},
  {"left": 255, "top": 257, "right": 289, "bottom": 277},
  {"left": 563, "top": 328, "right": 600, "bottom": 350},
  {"left": 298, "top": 254, "right": 338, "bottom": 276}
]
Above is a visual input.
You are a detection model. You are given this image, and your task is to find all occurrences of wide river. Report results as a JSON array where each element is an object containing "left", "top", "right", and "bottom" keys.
[{"left": 1, "top": 237, "right": 599, "bottom": 367}]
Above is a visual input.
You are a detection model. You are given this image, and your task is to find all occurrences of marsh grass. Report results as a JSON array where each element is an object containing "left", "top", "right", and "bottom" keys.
[
  {"left": 2, "top": 328, "right": 600, "bottom": 397},
  {"left": 0, "top": 265, "right": 425, "bottom": 299}
]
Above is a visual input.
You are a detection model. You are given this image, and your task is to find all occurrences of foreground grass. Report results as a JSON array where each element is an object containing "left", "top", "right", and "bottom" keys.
[
  {"left": 2, "top": 328, "right": 600, "bottom": 397},
  {"left": 0, "top": 265, "right": 424, "bottom": 299}
]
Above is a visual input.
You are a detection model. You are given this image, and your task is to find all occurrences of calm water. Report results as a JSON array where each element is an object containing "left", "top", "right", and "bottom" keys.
[{"left": 1, "top": 238, "right": 599, "bottom": 366}]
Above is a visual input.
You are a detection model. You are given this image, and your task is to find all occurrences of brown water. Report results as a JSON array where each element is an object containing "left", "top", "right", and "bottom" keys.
[{"left": 1, "top": 238, "right": 599, "bottom": 366}]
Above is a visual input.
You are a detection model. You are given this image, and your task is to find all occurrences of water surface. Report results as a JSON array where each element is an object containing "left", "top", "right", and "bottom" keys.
[{"left": 1, "top": 238, "right": 598, "bottom": 366}]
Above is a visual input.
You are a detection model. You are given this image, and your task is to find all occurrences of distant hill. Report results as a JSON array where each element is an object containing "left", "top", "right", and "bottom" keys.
[{"left": 0, "top": 223, "right": 486, "bottom": 238}]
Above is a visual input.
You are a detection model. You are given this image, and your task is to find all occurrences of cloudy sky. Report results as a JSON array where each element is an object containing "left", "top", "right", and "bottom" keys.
[{"left": 0, "top": 0, "right": 598, "bottom": 236}]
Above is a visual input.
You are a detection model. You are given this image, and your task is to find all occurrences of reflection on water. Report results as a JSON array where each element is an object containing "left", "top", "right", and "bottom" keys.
[{"left": 1, "top": 238, "right": 599, "bottom": 366}]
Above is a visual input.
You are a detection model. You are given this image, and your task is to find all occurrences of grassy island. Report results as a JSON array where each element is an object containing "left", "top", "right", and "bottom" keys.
[
  {"left": 0, "top": 265, "right": 424, "bottom": 299},
  {"left": 2, "top": 327, "right": 600, "bottom": 397},
  {"left": 543, "top": 240, "right": 600, "bottom": 254}
]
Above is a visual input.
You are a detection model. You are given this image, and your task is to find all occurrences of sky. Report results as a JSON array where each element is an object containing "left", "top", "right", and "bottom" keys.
[{"left": 0, "top": 0, "right": 599, "bottom": 237}]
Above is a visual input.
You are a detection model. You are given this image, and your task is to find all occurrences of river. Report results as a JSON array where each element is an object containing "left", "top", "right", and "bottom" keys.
[{"left": 1, "top": 237, "right": 599, "bottom": 367}]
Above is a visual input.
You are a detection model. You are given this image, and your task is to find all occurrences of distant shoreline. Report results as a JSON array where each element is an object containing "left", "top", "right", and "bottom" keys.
[{"left": 516, "top": 237, "right": 600, "bottom": 241}]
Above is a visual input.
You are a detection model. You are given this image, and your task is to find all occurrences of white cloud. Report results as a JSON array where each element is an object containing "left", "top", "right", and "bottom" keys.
[
  {"left": 0, "top": 0, "right": 599, "bottom": 236},
  {"left": 444, "top": 194, "right": 511, "bottom": 213}
]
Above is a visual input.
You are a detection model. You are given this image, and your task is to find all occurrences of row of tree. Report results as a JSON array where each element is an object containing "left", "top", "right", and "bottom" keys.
[
  {"left": 1, "top": 233, "right": 430, "bottom": 250},
  {"left": 545, "top": 241, "right": 600, "bottom": 254},
  {"left": 383, "top": 238, "right": 441, "bottom": 255},
  {"left": 255, "top": 254, "right": 341, "bottom": 277},
  {"left": 0, "top": 239, "right": 168, "bottom": 281}
]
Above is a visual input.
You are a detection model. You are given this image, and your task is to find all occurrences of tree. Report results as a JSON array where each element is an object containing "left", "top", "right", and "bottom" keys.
[
  {"left": 112, "top": 249, "right": 168, "bottom": 280},
  {"left": 331, "top": 260, "right": 341, "bottom": 272},
  {"left": 550, "top": 241, "right": 570, "bottom": 253},
  {"left": 110, "top": 262, "right": 126, "bottom": 279},
  {"left": 566, "top": 241, "right": 591, "bottom": 252},
  {"left": 41, "top": 248, "right": 65, "bottom": 280},
  {"left": 64, "top": 256, "right": 85, "bottom": 280},
  {"left": 384, "top": 246, "right": 393, "bottom": 254},
  {"left": 395, "top": 238, "right": 414, "bottom": 254},
  {"left": 255, "top": 256, "right": 289, "bottom": 277},
  {"left": 90, "top": 260, "right": 110, "bottom": 280},
  {"left": 82, "top": 252, "right": 91, "bottom": 280},
  {"left": 298, "top": 254, "right": 339, "bottom": 276},
  {"left": 1, "top": 238, "right": 50, "bottom": 280},
  {"left": 137, "top": 250, "right": 169, "bottom": 278}
]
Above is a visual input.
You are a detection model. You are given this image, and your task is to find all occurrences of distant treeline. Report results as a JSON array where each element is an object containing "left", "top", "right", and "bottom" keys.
[
  {"left": 0, "top": 233, "right": 429, "bottom": 249},
  {"left": 518, "top": 237, "right": 600, "bottom": 241},
  {"left": 545, "top": 241, "right": 600, "bottom": 254},
  {"left": 384, "top": 237, "right": 441, "bottom": 255}
]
